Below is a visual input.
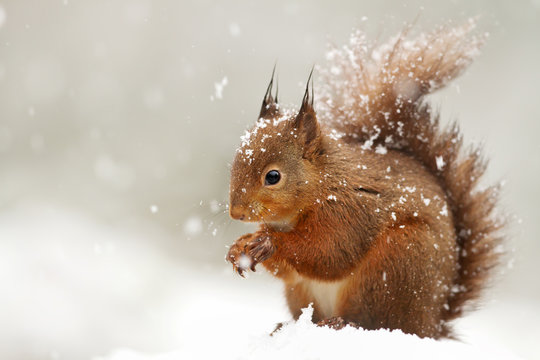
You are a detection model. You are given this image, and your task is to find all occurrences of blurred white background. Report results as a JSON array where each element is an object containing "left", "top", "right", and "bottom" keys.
[{"left": 0, "top": 0, "right": 539, "bottom": 359}]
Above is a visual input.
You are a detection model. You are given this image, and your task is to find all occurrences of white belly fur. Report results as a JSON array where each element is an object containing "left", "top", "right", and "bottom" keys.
[{"left": 301, "top": 276, "right": 348, "bottom": 319}]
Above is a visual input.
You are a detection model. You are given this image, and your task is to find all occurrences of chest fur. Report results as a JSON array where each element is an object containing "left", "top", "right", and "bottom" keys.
[{"left": 300, "top": 276, "right": 348, "bottom": 319}]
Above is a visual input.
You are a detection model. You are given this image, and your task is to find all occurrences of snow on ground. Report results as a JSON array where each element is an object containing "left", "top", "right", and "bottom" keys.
[
  {"left": 0, "top": 203, "right": 535, "bottom": 360},
  {"left": 98, "top": 306, "right": 520, "bottom": 360}
]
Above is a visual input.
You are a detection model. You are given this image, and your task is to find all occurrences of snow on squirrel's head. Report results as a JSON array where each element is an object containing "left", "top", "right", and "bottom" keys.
[{"left": 229, "top": 68, "right": 324, "bottom": 227}]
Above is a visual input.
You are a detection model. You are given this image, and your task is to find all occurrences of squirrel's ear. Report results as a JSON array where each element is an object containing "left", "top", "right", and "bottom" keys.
[
  {"left": 259, "top": 65, "right": 281, "bottom": 119},
  {"left": 294, "top": 68, "right": 321, "bottom": 155}
]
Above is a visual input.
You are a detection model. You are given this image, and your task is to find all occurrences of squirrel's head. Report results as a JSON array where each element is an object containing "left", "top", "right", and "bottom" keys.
[{"left": 229, "top": 69, "right": 323, "bottom": 228}]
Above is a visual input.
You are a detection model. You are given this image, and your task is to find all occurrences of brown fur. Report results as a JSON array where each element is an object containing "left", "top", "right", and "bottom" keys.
[{"left": 226, "top": 21, "right": 502, "bottom": 338}]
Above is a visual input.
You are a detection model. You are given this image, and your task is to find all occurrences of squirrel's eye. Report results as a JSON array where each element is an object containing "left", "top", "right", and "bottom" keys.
[{"left": 265, "top": 170, "right": 281, "bottom": 186}]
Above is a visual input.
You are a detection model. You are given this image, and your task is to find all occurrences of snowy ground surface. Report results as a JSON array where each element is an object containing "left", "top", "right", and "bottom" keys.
[
  {"left": 0, "top": 203, "right": 537, "bottom": 360},
  {"left": 97, "top": 305, "right": 520, "bottom": 360}
]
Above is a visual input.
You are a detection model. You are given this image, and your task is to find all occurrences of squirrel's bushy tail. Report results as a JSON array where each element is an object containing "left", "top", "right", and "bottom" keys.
[{"left": 318, "top": 20, "right": 503, "bottom": 322}]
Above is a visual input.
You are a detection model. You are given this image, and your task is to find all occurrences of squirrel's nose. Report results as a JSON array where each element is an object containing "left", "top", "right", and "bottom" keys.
[{"left": 229, "top": 206, "right": 247, "bottom": 221}]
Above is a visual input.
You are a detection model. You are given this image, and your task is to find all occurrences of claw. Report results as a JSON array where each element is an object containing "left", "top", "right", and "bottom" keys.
[{"left": 232, "top": 261, "right": 245, "bottom": 277}]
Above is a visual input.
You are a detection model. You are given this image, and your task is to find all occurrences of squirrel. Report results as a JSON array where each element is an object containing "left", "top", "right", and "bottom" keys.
[{"left": 226, "top": 21, "right": 503, "bottom": 339}]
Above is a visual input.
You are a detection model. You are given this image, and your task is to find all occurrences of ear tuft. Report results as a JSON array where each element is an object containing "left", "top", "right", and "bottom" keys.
[
  {"left": 259, "top": 65, "right": 281, "bottom": 119},
  {"left": 294, "top": 68, "right": 321, "bottom": 156}
]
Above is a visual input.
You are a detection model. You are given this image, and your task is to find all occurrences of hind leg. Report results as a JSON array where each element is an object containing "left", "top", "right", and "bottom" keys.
[
  {"left": 316, "top": 317, "right": 359, "bottom": 330},
  {"left": 337, "top": 221, "right": 455, "bottom": 338}
]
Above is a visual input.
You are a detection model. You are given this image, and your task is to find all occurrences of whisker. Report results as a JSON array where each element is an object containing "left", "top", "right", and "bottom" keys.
[{"left": 222, "top": 217, "right": 234, "bottom": 236}]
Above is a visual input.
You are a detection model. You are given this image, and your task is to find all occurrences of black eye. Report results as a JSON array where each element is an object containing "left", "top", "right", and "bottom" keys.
[{"left": 265, "top": 170, "right": 281, "bottom": 185}]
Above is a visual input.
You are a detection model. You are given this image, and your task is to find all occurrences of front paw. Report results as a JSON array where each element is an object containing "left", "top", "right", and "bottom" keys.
[
  {"left": 226, "top": 233, "right": 275, "bottom": 276},
  {"left": 226, "top": 234, "right": 253, "bottom": 277},
  {"left": 246, "top": 234, "right": 274, "bottom": 265}
]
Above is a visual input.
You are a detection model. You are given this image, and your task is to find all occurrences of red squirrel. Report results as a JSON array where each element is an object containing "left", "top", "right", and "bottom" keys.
[{"left": 226, "top": 21, "right": 502, "bottom": 338}]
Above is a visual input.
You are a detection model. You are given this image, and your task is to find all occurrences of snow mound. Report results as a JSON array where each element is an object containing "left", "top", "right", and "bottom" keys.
[{"left": 98, "top": 305, "right": 519, "bottom": 360}]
